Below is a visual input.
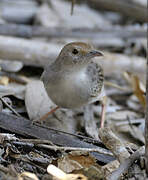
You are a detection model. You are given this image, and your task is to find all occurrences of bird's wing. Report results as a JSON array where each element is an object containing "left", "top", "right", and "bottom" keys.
[
  {"left": 40, "top": 70, "right": 47, "bottom": 83},
  {"left": 86, "top": 62, "right": 104, "bottom": 97}
]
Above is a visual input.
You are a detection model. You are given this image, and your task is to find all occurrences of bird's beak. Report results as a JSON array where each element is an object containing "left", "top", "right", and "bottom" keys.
[{"left": 87, "top": 50, "right": 103, "bottom": 58}]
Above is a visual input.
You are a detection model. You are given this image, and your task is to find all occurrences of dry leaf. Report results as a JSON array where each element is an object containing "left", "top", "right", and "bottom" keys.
[
  {"left": 25, "top": 80, "right": 55, "bottom": 120},
  {"left": 0, "top": 76, "right": 9, "bottom": 85},
  {"left": 131, "top": 75, "right": 146, "bottom": 108},
  {"left": 47, "top": 164, "right": 87, "bottom": 180},
  {"left": 102, "top": 160, "right": 120, "bottom": 177},
  {"left": 58, "top": 152, "right": 96, "bottom": 173},
  {"left": 25, "top": 80, "right": 77, "bottom": 133},
  {"left": 123, "top": 72, "right": 146, "bottom": 108},
  {"left": 18, "top": 171, "right": 39, "bottom": 180}
]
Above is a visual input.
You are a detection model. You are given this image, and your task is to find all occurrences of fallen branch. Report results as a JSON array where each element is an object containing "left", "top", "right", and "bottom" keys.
[
  {"left": 85, "top": 0, "right": 147, "bottom": 22},
  {"left": 0, "top": 35, "right": 59, "bottom": 67},
  {"left": 0, "top": 112, "right": 114, "bottom": 163},
  {"left": 0, "top": 36, "right": 146, "bottom": 77},
  {"left": 0, "top": 24, "right": 146, "bottom": 39}
]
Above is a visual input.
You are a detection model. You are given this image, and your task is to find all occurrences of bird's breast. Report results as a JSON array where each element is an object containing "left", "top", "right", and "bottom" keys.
[{"left": 46, "top": 70, "right": 91, "bottom": 108}]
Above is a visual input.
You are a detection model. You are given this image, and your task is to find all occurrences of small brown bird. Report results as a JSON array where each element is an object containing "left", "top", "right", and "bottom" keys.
[{"left": 40, "top": 42, "right": 106, "bottom": 128}]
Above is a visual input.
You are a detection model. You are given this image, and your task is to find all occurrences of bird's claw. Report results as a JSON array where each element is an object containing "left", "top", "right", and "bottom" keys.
[{"left": 32, "top": 118, "right": 44, "bottom": 125}]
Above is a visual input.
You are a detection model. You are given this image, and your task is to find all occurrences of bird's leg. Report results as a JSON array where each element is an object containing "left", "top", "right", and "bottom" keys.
[
  {"left": 33, "top": 106, "right": 59, "bottom": 124},
  {"left": 40, "top": 106, "right": 59, "bottom": 121},
  {"left": 100, "top": 96, "right": 107, "bottom": 128}
]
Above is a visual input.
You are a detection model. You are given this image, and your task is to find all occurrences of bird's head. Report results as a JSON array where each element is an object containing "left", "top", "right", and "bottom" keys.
[{"left": 57, "top": 42, "right": 103, "bottom": 69}]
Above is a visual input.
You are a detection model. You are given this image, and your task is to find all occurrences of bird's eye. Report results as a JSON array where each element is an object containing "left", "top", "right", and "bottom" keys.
[{"left": 72, "top": 48, "right": 79, "bottom": 55}]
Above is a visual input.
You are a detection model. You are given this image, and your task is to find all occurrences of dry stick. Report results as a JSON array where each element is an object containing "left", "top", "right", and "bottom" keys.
[
  {"left": 0, "top": 36, "right": 146, "bottom": 75},
  {"left": 71, "top": 0, "right": 76, "bottom": 15},
  {"left": 145, "top": 59, "right": 148, "bottom": 174},
  {"left": 36, "top": 144, "right": 113, "bottom": 156},
  {"left": 0, "top": 97, "right": 21, "bottom": 117},
  {"left": 116, "top": 118, "right": 145, "bottom": 126},
  {"left": 19, "top": 139, "right": 55, "bottom": 145},
  {"left": 0, "top": 35, "right": 58, "bottom": 67},
  {"left": 85, "top": 0, "right": 147, "bottom": 22},
  {"left": 12, "top": 138, "right": 112, "bottom": 155},
  {"left": 107, "top": 146, "right": 145, "bottom": 180},
  {"left": 104, "top": 81, "right": 128, "bottom": 91},
  {"left": 12, "top": 139, "right": 112, "bottom": 155}
]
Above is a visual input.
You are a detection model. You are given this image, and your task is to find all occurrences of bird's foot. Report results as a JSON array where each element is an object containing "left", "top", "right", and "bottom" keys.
[{"left": 32, "top": 118, "right": 44, "bottom": 125}]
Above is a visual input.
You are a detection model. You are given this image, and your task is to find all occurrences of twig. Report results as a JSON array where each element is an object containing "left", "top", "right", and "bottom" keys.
[
  {"left": 71, "top": 0, "right": 76, "bottom": 15},
  {"left": 12, "top": 141, "right": 34, "bottom": 148},
  {"left": 104, "top": 81, "right": 128, "bottom": 91},
  {"left": 36, "top": 144, "right": 113, "bottom": 156},
  {"left": 12, "top": 139, "right": 112, "bottom": 157},
  {"left": 115, "top": 118, "right": 145, "bottom": 126},
  {"left": 0, "top": 97, "right": 21, "bottom": 117},
  {"left": 107, "top": 146, "right": 145, "bottom": 180},
  {"left": 12, "top": 138, "right": 112, "bottom": 155},
  {"left": 12, "top": 138, "right": 112, "bottom": 156},
  {"left": 18, "top": 138, "right": 55, "bottom": 145},
  {"left": 12, "top": 139, "right": 56, "bottom": 148}
]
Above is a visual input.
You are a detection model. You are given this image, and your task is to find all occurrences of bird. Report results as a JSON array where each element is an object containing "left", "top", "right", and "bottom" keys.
[{"left": 40, "top": 42, "right": 106, "bottom": 128}]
